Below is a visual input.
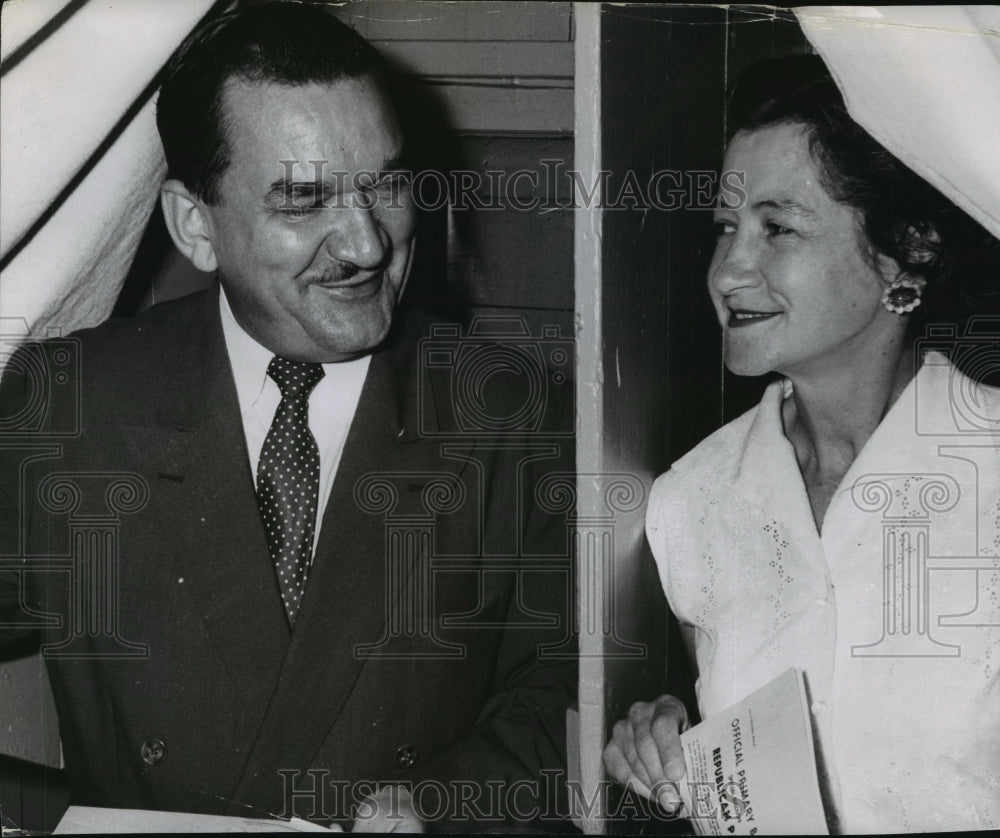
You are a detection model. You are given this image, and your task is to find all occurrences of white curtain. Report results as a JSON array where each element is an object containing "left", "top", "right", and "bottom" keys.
[
  {"left": 0, "top": 0, "right": 226, "bottom": 767},
  {"left": 0, "top": 0, "right": 225, "bottom": 361},
  {"left": 796, "top": 5, "right": 1000, "bottom": 241}
]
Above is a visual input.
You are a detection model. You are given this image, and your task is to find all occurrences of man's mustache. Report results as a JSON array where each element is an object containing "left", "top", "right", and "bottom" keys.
[{"left": 315, "top": 262, "right": 380, "bottom": 285}]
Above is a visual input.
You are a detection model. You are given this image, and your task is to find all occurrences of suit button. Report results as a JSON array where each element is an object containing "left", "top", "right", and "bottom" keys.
[
  {"left": 395, "top": 744, "right": 418, "bottom": 769},
  {"left": 141, "top": 739, "right": 167, "bottom": 766}
]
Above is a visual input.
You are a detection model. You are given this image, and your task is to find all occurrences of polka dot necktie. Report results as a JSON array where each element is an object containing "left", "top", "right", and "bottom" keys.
[{"left": 257, "top": 357, "right": 325, "bottom": 627}]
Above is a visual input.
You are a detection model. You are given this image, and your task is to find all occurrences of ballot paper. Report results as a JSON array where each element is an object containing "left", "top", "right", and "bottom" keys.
[
  {"left": 53, "top": 806, "right": 340, "bottom": 833},
  {"left": 679, "top": 668, "right": 828, "bottom": 835}
]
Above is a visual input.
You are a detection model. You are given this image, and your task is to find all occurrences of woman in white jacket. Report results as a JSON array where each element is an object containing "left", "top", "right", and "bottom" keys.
[{"left": 604, "top": 54, "right": 1000, "bottom": 833}]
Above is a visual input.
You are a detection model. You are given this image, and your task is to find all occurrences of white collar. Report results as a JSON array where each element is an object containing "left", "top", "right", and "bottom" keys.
[
  {"left": 219, "top": 286, "right": 274, "bottom": 416},
  {"left": 217, "top": 285, "right": 372, "bottom": 417},
  {"left": 736, "top": 350, "right": 999, "bottom": 542}
]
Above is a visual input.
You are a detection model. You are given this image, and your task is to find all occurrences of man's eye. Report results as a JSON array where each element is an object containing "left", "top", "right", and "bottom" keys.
[
  {"left": 765, "top": 221, "right": 793, "bottom": 236},
  {"left": 376, "top": 172, "right": 413, "bottom": 191},
  {"left": 713, "top": 221, "right": 735, "bottom": 237},
  {"left": 279, "top": 204, "right": 319, "bottom": 220}
]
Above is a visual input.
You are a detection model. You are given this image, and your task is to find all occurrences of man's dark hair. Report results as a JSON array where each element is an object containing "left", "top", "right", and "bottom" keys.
[
  {"left": 156, "top": 1, "right": 388, "bottom": 205},
  {"left": 728, "top": 53, "right": 1000, "bottom": 345}
]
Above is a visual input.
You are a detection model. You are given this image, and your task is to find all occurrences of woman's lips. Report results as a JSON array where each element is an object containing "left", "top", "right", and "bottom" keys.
[{"left": 727, "top": 309, "right": 780, "bottom": 328}]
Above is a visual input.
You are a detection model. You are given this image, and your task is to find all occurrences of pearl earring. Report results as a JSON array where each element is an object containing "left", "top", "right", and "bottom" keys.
[{"left": 882, "top": 277, "right": 923, "bottom": 314}]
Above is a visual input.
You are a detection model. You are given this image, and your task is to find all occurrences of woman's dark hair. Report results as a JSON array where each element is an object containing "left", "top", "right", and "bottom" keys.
[
  {"left": 728, "top": 54, "right": 1000, "bottom": 362},
  {"left": 156, "top": 1, "right": 388, "bottom": 206}
]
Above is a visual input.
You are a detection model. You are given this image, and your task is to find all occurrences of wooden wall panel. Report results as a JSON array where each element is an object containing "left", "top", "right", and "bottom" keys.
[
  {"left": 340, "top": 0, "right": 572, "bottom": 42},
  {"left": 376, "top": 40, "right": 573, "bottom": 79},
  {"left": 573, "top": 4, "right": 808, "bottom": 833},
  {"left": 574, "top": 5, "right": 729, "bottom": 829}
]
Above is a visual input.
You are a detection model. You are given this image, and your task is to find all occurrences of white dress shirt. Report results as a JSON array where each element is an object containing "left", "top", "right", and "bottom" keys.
[
  {"left": 218, "top": 286, "right": 370, "bottom": 553},
  {"left": 646, "top": 351, "right": 1000, "bottom": 832}
]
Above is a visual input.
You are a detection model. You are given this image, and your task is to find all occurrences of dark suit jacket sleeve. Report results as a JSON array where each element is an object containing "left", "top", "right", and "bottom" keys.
[{"left": 408, "top": 385, "right": 578, "bottom": 833}]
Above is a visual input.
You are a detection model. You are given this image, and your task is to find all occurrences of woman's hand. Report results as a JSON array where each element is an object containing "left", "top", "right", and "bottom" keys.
[{"left": 603, "top": 695, "right": 690, "bottom": 814}]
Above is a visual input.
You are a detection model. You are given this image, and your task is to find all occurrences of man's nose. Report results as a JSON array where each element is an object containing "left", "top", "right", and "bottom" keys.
[{"left": 324, "top": 204, "right": 389, "bottom": 270}]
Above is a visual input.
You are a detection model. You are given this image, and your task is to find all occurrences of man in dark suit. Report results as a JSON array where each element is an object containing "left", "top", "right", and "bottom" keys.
[{"left": 0, "top": 3, "right": 576, "bottom": 831}]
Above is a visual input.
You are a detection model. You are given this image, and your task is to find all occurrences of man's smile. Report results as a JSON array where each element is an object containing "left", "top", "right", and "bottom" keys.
[{"left": 314, "top": 271, "right": 384, "bottom": 300}]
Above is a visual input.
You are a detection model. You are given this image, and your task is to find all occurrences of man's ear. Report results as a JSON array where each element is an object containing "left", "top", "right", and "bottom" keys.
[{"left": 160, "top": 179, "right": 218, "bottom": 273}]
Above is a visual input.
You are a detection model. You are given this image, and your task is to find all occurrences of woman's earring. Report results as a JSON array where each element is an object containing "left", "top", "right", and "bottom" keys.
[{"left": 881, "top": 277, "right": 923, "bottom": 314}]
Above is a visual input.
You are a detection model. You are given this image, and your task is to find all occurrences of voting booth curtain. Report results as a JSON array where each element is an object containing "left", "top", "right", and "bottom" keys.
[
  {"left": 795, "top": 5, "right": 1000, "bottom": 242},
  {"left": 0, "top": 0, "right": 229, "bottom": 370}
]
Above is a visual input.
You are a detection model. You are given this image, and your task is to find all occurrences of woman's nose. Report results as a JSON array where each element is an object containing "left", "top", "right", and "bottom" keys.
[{"left": 708, "top": 234, "right": 762, "bottom": 295}]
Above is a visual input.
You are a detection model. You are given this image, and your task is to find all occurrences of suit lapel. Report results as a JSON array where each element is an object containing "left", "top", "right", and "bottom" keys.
[
  {"left": 227, "top": 312, "right": 457, "bottom": 812},
  {"left": 120, "top": 289, "right": 291, "bottom": 721}
]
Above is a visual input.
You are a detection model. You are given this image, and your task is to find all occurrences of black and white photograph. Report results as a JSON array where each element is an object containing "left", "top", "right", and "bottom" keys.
[{"left": 1, "top": 2, "right": 998, "bottom": 834}]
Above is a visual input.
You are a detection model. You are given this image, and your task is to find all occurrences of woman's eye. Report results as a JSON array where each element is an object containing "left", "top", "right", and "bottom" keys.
[{"left": 713, "top": 221, "right": 735, "bottom": 237}]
